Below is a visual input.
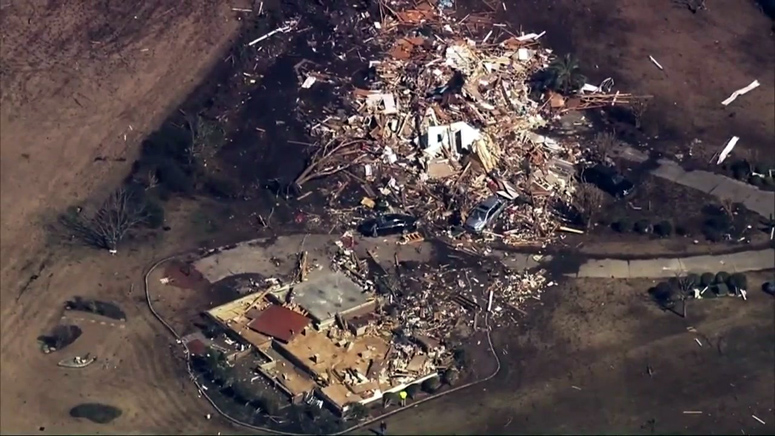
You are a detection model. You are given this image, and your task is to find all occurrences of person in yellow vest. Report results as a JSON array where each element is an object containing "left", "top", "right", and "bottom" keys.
[{"left": 399, "top": 390, "right": 408, "bottom": 406}]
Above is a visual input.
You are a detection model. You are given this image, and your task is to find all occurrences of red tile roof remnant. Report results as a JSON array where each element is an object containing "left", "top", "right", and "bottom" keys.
[
  {"left": 187, "top": 339, "right": 207, "bottom": 356},
  {"left": 247, "top": 305, "right": 310, "bottom": 343}
]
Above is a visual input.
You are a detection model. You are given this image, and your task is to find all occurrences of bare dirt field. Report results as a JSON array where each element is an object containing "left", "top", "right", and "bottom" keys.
[
  {"left": 372, "top": 272, "right": 775, "bottom": 435},
  {"left": 496, "top": 0, "right": 775, "bottom": 163},
  {"left": 0, "top": 1, "right": 243, "bottom": 433}
]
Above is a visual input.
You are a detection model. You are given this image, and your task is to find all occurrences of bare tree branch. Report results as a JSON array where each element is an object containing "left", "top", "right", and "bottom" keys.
[
  {"left": 574, "top": 184, "right": 605, "bottom": 229},
  {"left": 185, "top": 115, "right": 223, "bottom": 166},
  {"left": 630, "top": 99, "right": 649, "bottom": 129},
  {"left": 58, "top": 188, "right": 147, "bottom": 251},
  {"left": 593, "top": 131, "right": 617, "bottom": 162},
  {"left": 719, "top": 198, "right": 735, "bottom": 220},
  {"left": 294, "top": 139, "right": 366, "bottom": 189}
]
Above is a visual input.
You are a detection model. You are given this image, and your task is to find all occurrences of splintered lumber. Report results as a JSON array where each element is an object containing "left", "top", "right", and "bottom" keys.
[
  {"left": 297, "top": 251, "right": 309, "bottom": 282},
  {"left": 452, "top": 294, "right": 480, "bottom": 311},
  {"left": 561, "top": 93, "right": 652, "bottom": 112}
]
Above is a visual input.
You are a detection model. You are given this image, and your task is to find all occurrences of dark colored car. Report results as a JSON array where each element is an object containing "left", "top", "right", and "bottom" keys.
[
  {"left": 357, "top": 214, "right": 418, "bottom": 237},
  {"left": 580, "top": 164, "right": 635, "bottom": 198}
]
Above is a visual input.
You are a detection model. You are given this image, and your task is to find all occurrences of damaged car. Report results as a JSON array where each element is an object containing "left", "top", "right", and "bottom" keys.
[
  {"left": 464, "top": 194, "right": 510, "bottom": 233},
  {"left": 357, "top": 214, "right": 418, "bottom": 237}
]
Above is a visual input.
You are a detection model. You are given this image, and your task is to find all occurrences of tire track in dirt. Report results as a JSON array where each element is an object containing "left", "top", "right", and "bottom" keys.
[
  {"left": 117, "top": 311, "right": 211, "bottom": 432},
  {"left": 1, "top": 0, "right": 242, "bottom": 432}
]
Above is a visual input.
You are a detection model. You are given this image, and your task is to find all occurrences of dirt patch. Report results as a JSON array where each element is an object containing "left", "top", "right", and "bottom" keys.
[
  {"left": 37, "top": 325, "right": 82, "bottom": 352},
  {"left": 494, "top": 0, "right": 774, "bottom": 164},
  {"left": 163, "top": 261, "right": 210, "bottom": 290},
  {"left": 69, "top": 403, "right": 123, "bottom": 424}
]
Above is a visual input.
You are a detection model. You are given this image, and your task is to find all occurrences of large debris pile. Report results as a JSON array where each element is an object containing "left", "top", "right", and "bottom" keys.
[{"left": 294, "top": 2, "right": 587, "bottom": 247}]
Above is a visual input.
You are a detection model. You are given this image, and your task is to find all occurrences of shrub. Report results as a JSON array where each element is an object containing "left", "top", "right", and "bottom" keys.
[
  {"left": 634, "top": 219, "right": 651, "bottom": 234},
  {"left": 230, "top": 383, "right": 252, "bottom": 405},
  {"left": 685, "top": 273, "right": 700, "bottom": 289},
  {"left": 650, "top": 282, "right": 674, "bottom": 305},
  {"left": 442, "top": 368, "right": 461, "bottom": 386},
  {"left": 763, "top": 281, "right": 775, "bottom": 295},
  {"left": 144, "top": 199, "right": 165, "bottom": 229},
  {"left": 730, "top": 160, "right": 750, "bottom": 180},
  {"left": 204, "top": 177, "right": 238, "bottom": 199},
  {"left": 715, "top": 282, "right": 730, "bottom": 297},
  {"left": 453, "top": 347, "right": 470, "bottom": 369},
  {"left": 421, "top": 376, "right": 442, "bottom": 393},
  {"left": 256, "top": 395, "right": 280, "bottom": 415},
  {"left": 750, "top": 175, "right": 764, "bottom": 187},
  {"left": 715, "top": 271, "right": 730, "bottom": 285},
  {"left": 700, "top": 272, "right": 715, "bottom": 287},
  {"left": 764, "top": 177, "right": 775, "bottom": 188},
  {"left": 728, "top": 272, "right": 747, "bottom": 291},
  {"left": 653, "top": 220, "right": 673, "bottom": 237},
  {"left": 346, "top": 403, "right": 368, "bottom": 420},
  {"left": 703, "top": 227, "right": 722, "bottom": 242},
  {"left": 675, "top": 225, "right": 688, "bottom": 236},
  {"left": 705, "top": 215, "right": 731, "bottom": 231},
  {"left": 612, "top": 219, "right": 632, "bottom": 233},
  {"left": 405, "top": 384, "right": 421, "bottom": 399},
  {"left": 156, "top": 162, "right": 193, "bottom": 194},
  {"left": 383, "top": 392, "right": 400, "bottom": 407}
]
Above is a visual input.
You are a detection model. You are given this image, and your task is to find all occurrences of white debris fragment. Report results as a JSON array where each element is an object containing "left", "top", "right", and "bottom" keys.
[
  {"left": 247, "top": 19, "right": 298, "bottom": 46},
  {"left": 301, "top": 76, "right": 317, "bottom": 88},
  {"left": 721, "top": 80, "right": 760, "bottom": 106},
  {"left": 716, "top": 136, "right": 740, "bottom": 165},
  {"left": 648, "top": 55, "right": 664, "bottom": 71},
  {"left": 515, "top": 31, "right": 545, "bottom": 42}
]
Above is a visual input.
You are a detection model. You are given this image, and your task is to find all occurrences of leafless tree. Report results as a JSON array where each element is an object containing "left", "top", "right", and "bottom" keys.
[
  {"left": 58, "top": 188, "right": 147, "bottom": 251},
  {"left": 574, "top": 184, "right": 605, "bottom": 229},
  {"left": 185, "top": 114, "right": 223, "bottom": 166},
  {"left": 630, "top": 99, "right": 649, "bottom": 129},
  {"left": 593, "top": 131, "right": 617, "bottom": 161},
  {"left": 146, "top": 169, "right": 159, "bottom": 190},
  {"left": 673, "top": 273, "right": 697, "bottom": 318},
  {"left": 719, "top": 198, "right": 736, "bottom": 220}
]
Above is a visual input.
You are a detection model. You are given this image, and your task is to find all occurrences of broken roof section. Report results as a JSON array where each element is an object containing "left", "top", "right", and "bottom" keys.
[
  {"left": 274, "top": 270, "right": 374, "bottom": 327},
  {"left": 247, "top": 305, "right": 310, "bottom": 344}
]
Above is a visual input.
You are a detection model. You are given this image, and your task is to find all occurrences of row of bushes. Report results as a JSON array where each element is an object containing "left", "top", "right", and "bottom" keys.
[
  {"left": 191, "top": 349, "right": 282, "bottom": 415},
  {"left": 649, "top": 271, "right": 748, "bottom": 304},
  {"left": 610, "top": 219, "right": 677, "bottom": 237},
  {"left": 728, "top": 160, "right": 775, "bottom": 191},
  {"left": 382, "top": 368, "right": 460, "bottom": 407},
  {"left": 609, "top": 216, "right": 739, "bottom": 242}
]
